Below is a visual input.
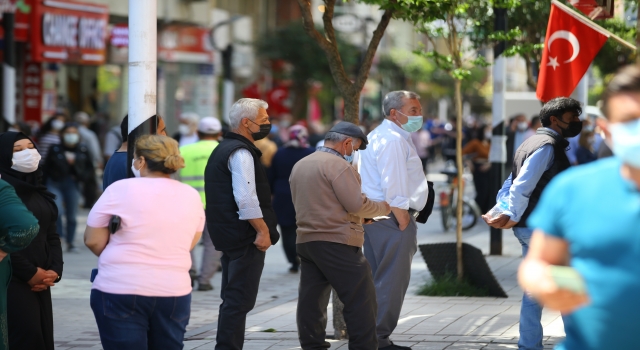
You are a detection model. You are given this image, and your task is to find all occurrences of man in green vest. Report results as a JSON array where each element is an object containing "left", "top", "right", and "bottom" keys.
[{"left": 180, "top": 116, "right": 223, "bottom": 291}]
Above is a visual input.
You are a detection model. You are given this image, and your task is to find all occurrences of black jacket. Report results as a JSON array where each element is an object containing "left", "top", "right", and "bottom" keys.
[
  {"left": 44, "top": 143, "right": 94, "bottom": 183},
  {"left": 205, "top": 133, "right": 279, "bottom": 251},
  {"left": 511, "top": 129, "right": 571, "bottom": 227}
]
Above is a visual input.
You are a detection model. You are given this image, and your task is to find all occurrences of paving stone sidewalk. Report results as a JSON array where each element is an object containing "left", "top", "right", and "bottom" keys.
[{"left": 51, "top": 207, "right": 564, "bottom": 350}]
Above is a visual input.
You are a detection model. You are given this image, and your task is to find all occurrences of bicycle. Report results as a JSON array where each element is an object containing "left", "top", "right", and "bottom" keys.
[{"left": 439, "top": 161, "right": 481, "bottom": 232}]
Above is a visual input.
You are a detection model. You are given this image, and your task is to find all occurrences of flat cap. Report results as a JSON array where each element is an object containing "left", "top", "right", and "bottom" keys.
[{"left": 329, "top": 121, "right": 368, "bottom": 150}]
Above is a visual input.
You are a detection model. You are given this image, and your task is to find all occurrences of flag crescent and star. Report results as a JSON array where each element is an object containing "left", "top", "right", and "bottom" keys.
[{"left": 536, "top": 2, "right": 609, "bottom": 102}]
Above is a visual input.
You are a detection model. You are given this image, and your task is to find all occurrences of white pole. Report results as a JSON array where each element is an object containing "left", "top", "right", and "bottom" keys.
[
  {"left": 489, "top": 55, "right": 507, "bottom": 165},
  {"left": 223, "top": 80, "right": 234, "bottom": 125},
  {"left": 128, "top": 0, "right": 157, "bottom": 132}
]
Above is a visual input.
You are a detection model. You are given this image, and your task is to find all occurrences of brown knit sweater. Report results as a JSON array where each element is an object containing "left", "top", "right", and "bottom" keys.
[{"left": 289, "top": 151, "right": 388, "bottom": 247}]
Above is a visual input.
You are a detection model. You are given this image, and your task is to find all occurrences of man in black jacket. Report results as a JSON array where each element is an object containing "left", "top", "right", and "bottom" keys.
[
  {"left": 483, "top": 97, "right": 582, "bottom": 350},
  {"left": 205, "top": 98, "right": 279, "bottom": 350}
]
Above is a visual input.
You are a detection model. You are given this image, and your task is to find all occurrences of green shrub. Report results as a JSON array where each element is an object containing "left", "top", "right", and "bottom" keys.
[{"left": 417, "top": 273, "right": 489, "bottom": 297}]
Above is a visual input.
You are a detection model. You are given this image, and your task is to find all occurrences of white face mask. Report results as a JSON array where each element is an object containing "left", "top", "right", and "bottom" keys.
[
  {"left": 517, "top": 122, "right": 529, "bottom": 132},
  {"left": 51, "top": 119, "right": 65, "bottom": 131},
  {"left": 11, "top": 148, "right": 41, "bottom": 173},
  {"left": 178, "top": 124, "right": 191, "bottom": 136},
  {"left": 131, "top": 159, "right": 142, "bottom": 178}
]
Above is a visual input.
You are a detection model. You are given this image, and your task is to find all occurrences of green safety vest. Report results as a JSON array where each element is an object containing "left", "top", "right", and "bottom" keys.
[{"left": 179, "top": 140, "right": 219, "bottom": 207}]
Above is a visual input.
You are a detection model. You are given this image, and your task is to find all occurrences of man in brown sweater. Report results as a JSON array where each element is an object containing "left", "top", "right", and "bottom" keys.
[{"left": 290, "top": 121, "right": 390, "bottom": 350}]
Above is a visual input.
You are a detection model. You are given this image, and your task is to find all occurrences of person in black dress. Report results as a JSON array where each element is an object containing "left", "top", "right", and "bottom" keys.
[{"left": 0, "top": 131, "right": 63, "bottom": 350}]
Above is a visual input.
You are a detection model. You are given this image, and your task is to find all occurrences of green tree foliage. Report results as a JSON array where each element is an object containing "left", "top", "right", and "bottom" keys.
[
  {"left": 257, "top": 21, "right": 359, "bottom": 120},
  {"left": 469, "top": 0, "right": 636, "bottom": 89}
]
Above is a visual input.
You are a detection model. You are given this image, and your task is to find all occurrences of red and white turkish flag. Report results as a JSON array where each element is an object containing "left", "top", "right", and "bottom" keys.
[{"left": 536, "top": 2, "right": 609, "bottom": 102}]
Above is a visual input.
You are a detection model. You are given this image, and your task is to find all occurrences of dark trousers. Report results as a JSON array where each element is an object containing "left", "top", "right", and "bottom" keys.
[
  {"left": 280, "top": 225, "right": 299, "bottom": 268},
  {"left": 90, "top": 289, "right": 191, "bottom": 350},
  {"left": 216, "top": 244, "right": 265, "bottom": 350},
  {"left": 7, "top": 279, "right": 54, "bottom": 350},
  {"left": 296, "top": 241, "right": 377, "bottom": 350},
  {"left": 48, "top": 178, "right": 80, "bottom": 246},
  {"left": 82, "top": 175, "right": 98, "bottom": 208}
]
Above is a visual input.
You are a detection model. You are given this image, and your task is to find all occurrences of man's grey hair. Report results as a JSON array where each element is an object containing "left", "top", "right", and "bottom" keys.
[
  {"left": 324, "top": 131, "right": 355, "bottom": 144},
  {"left": 382, "top": 90, "right": 421, "bottom": 117},
  {"left": 229, "top": 98, "right": 269, "bottom": 130}
]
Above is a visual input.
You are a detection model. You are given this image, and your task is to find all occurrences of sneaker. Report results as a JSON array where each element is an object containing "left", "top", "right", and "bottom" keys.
[
  {"left": 197, "top": 283, "right": 214, "bottom": 291},
  {"left": 67, "top": 245, "right": 78, "bottom": 253}
]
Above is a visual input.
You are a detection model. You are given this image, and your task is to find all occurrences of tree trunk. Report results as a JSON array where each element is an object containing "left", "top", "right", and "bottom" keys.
[
  {"left": 342, "top": 89, "right": 360, "bottom": 124},
  {"left": 454, "top": 78, "right": 464, "bottom": 281},
  {"left": 331, "top": 290, "right": 348, "bottom": 340},
  {"left": 636, "top": 4, "right": 640, "bottom": 65},
  {"left": 291, "top": 80, "right": 308, "bottom": 121}
]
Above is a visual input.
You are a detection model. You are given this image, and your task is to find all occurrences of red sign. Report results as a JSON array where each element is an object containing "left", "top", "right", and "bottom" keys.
[
  {"left": 22, "top": 59, "right": 42, "bottom": 122},
  {"left": 29, "top": 0, "right": 109, "bottom": 64},
  {"left": 569, "top": 0, "right": 614, "bottom": 20},
  {"left": 0, "top": 0, "right": 29, "bottom": 41},
  {"left": 110, "top": 23, "right": 128, "bottom": 48},
  {"left": 158, "top": 25, "right": 214, "bottom": 64}
]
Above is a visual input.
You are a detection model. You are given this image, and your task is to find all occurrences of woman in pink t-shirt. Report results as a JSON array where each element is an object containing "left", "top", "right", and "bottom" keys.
[{"left": 84, "top": 135, "right": 204, "bottom": 350}]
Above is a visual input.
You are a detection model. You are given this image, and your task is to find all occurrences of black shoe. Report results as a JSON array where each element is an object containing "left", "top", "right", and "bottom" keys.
[
  {"left": 379, "top": 342, "right": 412, "bottom": 350},
  {"left": 197, "top": 283, "right": 214, "bottom": 291},
  {"left": 289, "top": 265, "right": 299, "bottom": 273}
]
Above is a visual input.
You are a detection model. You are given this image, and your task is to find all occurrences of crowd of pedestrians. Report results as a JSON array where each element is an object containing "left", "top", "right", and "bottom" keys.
[{"left": 0, "top": 65, "right": 639, "bottom": 350}]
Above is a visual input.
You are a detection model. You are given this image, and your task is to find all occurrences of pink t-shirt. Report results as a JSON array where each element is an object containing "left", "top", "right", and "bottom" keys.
[{"left": 87, "top": 177, "right": 205, "bottom": 297}]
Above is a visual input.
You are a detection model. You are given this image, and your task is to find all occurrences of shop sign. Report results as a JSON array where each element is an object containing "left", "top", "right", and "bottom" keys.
[
  {"left": 0, "top": 0, "right": 30, "bottom": 41},
  {"left": 110, "top": 23, "right": 128, "bottom": 47},
  {"left": 569, "top": 0, "right": 615, "bottom": 19},
  {"left": 29, "top": 0, "right": 108, "bottom": 64},
  {"left": 158, "top": 25, "right": 214, "bottom": 64},
  {"left": 22, "top": 60, "right": 42, "bottom": 122}
]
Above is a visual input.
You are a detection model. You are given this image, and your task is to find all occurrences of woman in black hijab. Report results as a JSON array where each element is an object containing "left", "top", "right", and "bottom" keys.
[{"left": 0, "top": 131, "right": 63, "bottom": 350}]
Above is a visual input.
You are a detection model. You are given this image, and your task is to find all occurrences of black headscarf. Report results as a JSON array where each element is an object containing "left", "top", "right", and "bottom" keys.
[{"left": 0, "top": 131, "right": 55, "bottom": 203}]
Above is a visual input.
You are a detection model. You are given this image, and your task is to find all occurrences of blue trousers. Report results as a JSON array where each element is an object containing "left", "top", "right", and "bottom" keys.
[
  {"left": 47, "top": 178, "right": 79, "bottom": 246},
  {"left": 514, "top": 227, "right": 567, "bottom": 350},
  {"left": 90, "top": 289, "right": 191, "bottom": 350}
]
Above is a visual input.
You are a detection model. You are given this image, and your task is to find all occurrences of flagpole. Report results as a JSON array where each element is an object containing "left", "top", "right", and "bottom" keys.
[{"left": 552, "top": 0, "right": 636, "bottom": 51}]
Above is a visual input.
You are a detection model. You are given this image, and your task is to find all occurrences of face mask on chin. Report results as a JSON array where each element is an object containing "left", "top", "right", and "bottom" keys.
[
  {"left": 247, "top": 119, "right": 272, "bottom": 141},
  {"left": 609, "top": 118, "right": 640, "bottom": 169}
]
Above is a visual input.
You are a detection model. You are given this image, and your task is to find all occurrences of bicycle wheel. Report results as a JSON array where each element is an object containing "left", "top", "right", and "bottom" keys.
[{"left": 448, "top": 201, "right": 478, "bottom": 231}]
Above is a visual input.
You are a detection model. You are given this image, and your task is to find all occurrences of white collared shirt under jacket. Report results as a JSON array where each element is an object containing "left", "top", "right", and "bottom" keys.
[{"left": 358, "top": 119, "right": 429, "bottom": 211}]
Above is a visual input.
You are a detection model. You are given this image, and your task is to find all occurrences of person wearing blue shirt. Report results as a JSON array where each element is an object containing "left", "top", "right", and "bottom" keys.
[
  {"left": 102, "top": 115, "right": 129, "bottom": 190},
  {"left": 484, "top": 97, "right": 583, "bottom": 350},
  {"left": 519, "top": 65, "right": 640, "bottom": 350}
]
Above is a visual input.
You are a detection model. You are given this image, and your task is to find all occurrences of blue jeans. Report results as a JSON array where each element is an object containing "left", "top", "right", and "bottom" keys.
[
  {"left": 48, "top": 178, "right": 80, "bottom": 246},
  {"left": 514, "top": 227, "right": 545, "bottom": 350},
  {"left": 90, "top": 289, "right": 191, "bottom": 350}
]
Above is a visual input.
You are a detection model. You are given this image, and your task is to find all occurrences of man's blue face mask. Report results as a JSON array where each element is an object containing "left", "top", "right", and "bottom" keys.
[
  {"left": 343, "top": 142, "right": 355, "bottom": 163},
  {"left": 609, "top": 118, "right": 640, "bottom": 168}
]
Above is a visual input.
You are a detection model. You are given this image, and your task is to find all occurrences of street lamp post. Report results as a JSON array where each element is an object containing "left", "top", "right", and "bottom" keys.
[
  {"left": 127, "top": 0, "right": 158, "bottom": 177},
  {"left": 1, "top": 10, "right": 15, "bottom": 132},
  {"left": 210, "top": 16, "right": 242, "bottom": 126}
]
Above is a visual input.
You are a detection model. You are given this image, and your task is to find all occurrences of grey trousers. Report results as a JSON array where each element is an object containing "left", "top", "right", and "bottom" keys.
[
  {"left": 363, "top": 213, "right": 418, "bottom": 348},
  {"left": 190, "top": 223, "right": 222, "bottom": 285}
]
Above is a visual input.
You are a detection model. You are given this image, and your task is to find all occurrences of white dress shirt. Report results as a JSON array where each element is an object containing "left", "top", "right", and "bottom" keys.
[
  {"left": 358, "top": 119, "right": 429, "bottom": 211},
  {"left": 228, "top": 148, "right": 263, "bottom": 220}
]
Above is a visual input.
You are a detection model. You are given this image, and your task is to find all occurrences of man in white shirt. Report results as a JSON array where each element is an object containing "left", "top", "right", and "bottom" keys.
[{"left": 358, "top": 90, "right": 429, "bottom": 350}]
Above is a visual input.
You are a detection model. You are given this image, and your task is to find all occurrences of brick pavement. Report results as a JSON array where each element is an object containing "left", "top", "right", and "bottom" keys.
[{"left": 49, "top": 206, "right": 564, "bottom": 350}]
